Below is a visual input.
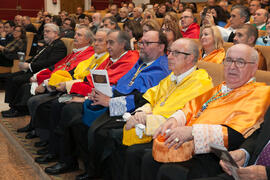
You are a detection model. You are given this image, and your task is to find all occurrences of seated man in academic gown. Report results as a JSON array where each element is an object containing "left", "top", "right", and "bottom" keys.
[
  {"left": 41, "top": 30, "right": 171, "bottom": 179},
  {"left": 32, "top": 30, "right": 139, "bottom": 169},
  {"left": 98, "top": 39, "right": 213, "bottom": 179},
  {"left": 141, "top": 44, "right": 270, "bottom": 180},
  {"left": 16, "top": 25, "right": 99, "bottom": 135},
  {"left": 2, "top": 23, "right": 67, "bottom": 117}
]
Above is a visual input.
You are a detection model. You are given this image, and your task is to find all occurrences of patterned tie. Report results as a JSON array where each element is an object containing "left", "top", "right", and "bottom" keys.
[{"left": 256, "top": 142, "right": 270, "bottom": 166}]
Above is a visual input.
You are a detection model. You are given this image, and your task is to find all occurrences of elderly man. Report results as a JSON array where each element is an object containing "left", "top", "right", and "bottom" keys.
[
  {"left": 141, "top": 44, "right": 270, "bottom": 180},
  {"left": 180, "top": 10, "right": 200, "bottom": 39},
  {"left": 216, "top": 5, "right": 250, "bottom": 42},
  {"left": 60, "top": 18, "right": 75, "bottom": 38},
  {"left": 42, "top": 30, "right": 171, "bottom": 179},
  {"left": 233, "top": 24, "right": 267, "bottom": 70},
  {"left": 90, "top": 13, "right": 102, "bottom": 34},
  {"left": 249, "top": 0, "right": 261, "bottom": 23},
  {"left": 14, "top": 15, "right": 22, "bottom": 26},
  {"left": 2, "top": 23, "right": 67, "bottom": 117},
  {"left": 133, "top": 7, "right": 143, "bottom": 23},
  {"left": 119, "top": 7, "right": 129, "bottom": 23},
  {"left": 22, "top": 16, "right": 37, "bottom": 33},
  {"left": 253, "top": 9, "right": 268, "bottom": 30}
]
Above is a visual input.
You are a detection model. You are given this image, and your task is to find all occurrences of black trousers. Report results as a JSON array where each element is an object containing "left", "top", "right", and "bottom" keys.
[
  {"left": 48, "top": 101, "right": 83, "bottom": 156},
  {"left": 142, "top": 152, "right": 224, "bottom": 180},
  {"left": 123, "top": 142, "right": 153, "bottom": 180},
  {"left": 4, "top": 71, "right": 32, "bottom": 110}
]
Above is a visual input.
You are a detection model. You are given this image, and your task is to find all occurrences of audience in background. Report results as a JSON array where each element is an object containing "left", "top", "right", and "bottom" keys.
[
  {"left": 123, "top": 20, "right": 143, "bottom": 50},
  {"left": 161, "top": 20, "right": 182, "bottom": 46},
  {"left": 256, "top": 16, "right": 270, "bottom": 45},
  {"left": 22, "top": 16, "right": 37, "bottom": 33},
  {"left": 180, "top": 10, "right": 200, "bottom": 39},
  {"left": 0, "top": 25, "right": 26, "bottom": 67}
]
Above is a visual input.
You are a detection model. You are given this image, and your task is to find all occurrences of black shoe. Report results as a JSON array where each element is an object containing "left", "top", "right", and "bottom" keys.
[
  {"left": 25, "top": 130, "right": 38, "bottom": 139},
  {"left": 17, "top": 124, "right": 33, "bottom": 133},
  {"left": 35, "top": 154, "right": 57, "bottom": 164},
  {"left": 76, "top": 172, "right": 91, "bottom": 180},
  {"left": 36, "top": 147, "right": 49, "bottom": 155},
  {"left": 34, "top": 140, "right": 48, "bottom": 148},
  {"left": 45, "top": 162, "right": 79, "bottom": 175},
  {"left": 1, "top": 108, "right": 13, "bottom": 115},
  {"left": 2, "top": 109, "right": 26, "bottom": 118}
]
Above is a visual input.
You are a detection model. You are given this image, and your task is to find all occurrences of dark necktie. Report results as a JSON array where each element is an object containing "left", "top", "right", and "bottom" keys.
[{"left": 256, "top": 142, "right": 270, "bottom": 166}]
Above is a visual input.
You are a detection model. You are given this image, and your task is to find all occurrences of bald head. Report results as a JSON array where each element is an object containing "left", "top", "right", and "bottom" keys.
[{"left": 224, "top": 44, "right": 258, "bottom": 89}]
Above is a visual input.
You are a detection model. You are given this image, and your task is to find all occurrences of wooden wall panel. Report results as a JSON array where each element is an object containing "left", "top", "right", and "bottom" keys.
[{"left": 60, "top": 0, "right": 84, "bottom": 14}]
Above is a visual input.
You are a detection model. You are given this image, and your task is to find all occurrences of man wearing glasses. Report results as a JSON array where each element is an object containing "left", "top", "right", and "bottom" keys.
[
  {"left": 110, "top": 38, "right": 213, "bottom": 180},
  {"left": 180, "top": 10, "right": 200, "bottom": 39},
  {"left": 141, "top": 43, "right": 270, "bottom": 180}
]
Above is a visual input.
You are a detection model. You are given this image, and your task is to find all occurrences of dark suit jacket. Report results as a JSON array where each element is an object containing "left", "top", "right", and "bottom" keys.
[
  {"left": 27, "top": 38, "right": 67, "bottom": 73},
  {"left": 240, "top": 107, "right": 270, "bottom": 178}
]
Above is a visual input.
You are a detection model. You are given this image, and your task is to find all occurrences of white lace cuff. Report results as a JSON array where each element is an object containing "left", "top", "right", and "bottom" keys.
[
  {"left": 192, "top": 124, "right": 224, "bottom": 154},
  {"left": 109, "top": 96, "right": 127, "bottom": 116}
]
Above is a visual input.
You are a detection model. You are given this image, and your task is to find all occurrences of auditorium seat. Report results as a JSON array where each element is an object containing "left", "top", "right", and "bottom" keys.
[{"left": 61, "top": 38, "right": 74, "bottom": 54}]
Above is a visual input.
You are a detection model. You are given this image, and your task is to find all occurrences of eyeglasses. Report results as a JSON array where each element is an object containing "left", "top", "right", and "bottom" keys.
[
  {"left": 180, "top": 16, "right": 193, "bottom": 20},
  {"left": 223, "top": 58, "right": 255, "bottom": 68},
  {"left": 137, "top": 41, "right": 161, "bottom": 46},
  {"left": 167, "top": 48, "right": 191, "bottom": 57}
]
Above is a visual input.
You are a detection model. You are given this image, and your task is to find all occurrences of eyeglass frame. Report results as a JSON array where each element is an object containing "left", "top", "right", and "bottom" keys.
[
  {"left": 223, "top": 57, "right": 256, "bottom": 68},
  {"left": 137, "top": 41, "right": 162, "bottom": 47},
  {"left": 167, "top": 48, "right": 191, "bottom": 57}
]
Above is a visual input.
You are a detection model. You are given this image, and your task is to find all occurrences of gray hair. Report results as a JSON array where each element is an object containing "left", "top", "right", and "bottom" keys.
[
  {"left": 108, "top": 30, "right": 131, "bottom": 50},
  {"left": 96, "top": 28, "right": 111, "bottom": 34},
  {"left": 181, "top": 38, "right": 199, "bottom": 63},
  {"left": 44, "top": 23, "right": 60, "bottom": 35},
  {"left": 76, "top": 25, "right": 94, "bottom": 44},
  {"left": 231, "top": 5, "right": 250, "bottom": 23},
  {"left": 135, "top": 7, "right": 143, "bottom": 14}
]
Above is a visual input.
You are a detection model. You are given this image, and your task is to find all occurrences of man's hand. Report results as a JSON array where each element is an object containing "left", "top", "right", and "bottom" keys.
[
  {"left": 56, "top": 82, "right": 66, "bottom": 92},
  {"left": 153, "top": 117, "right": 179, "bottom": 139},
  {"left": 18, "top": 62, "right": 30, "bottom": 71},
  {"left": 220, "top": 149, "right": 246, "bottom": 175},
  {"left": 164, "top": 126, "right": 193, "bottom": 149},
  {"left": 30, "top": 76, "right": 37, "bottom": 82},
  {"left": 0, "top": 45, "right": 4, "bottom": 51},
  {"left": 35, "top": 84, "right": 46, "bottom": 94},
  {"left": 124, "top": 111, "right": 148, "bottom": 130},
  {"left": 237, "top": 165, "right": 267, "bottom": 180},
  {"left": 125, "top": 115, "right": 139, "bottom": 130},
  {"left": 91, "top": 89, "right": 110, "bottom": 107},
  {"left": 66, "top": 96, "right": 85, "bottom": 103}
]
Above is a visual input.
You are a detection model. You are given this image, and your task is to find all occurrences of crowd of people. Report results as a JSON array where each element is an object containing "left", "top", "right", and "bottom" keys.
[{"left": 1, "top": 0, "right": 270, "bottom": 180}]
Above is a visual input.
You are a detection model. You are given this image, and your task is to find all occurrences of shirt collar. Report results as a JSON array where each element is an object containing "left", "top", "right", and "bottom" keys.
[
  {"left": 110, "top": 51, "right": 128, "bottom": 63},
  {"left": 171, "top": 66, "right": 196, "bottom": 84},
  {"left": 94, "top": 52, "right": 107, "bottom": 59},
  {"left": 223, "top": 77, "right": 256, "bottom": 93},
  {"left": 73, "top": 45, "right": 89, "bottom": 53},
  {"left": 257, "top": 23, "right": 266, "bottom": 30}
]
